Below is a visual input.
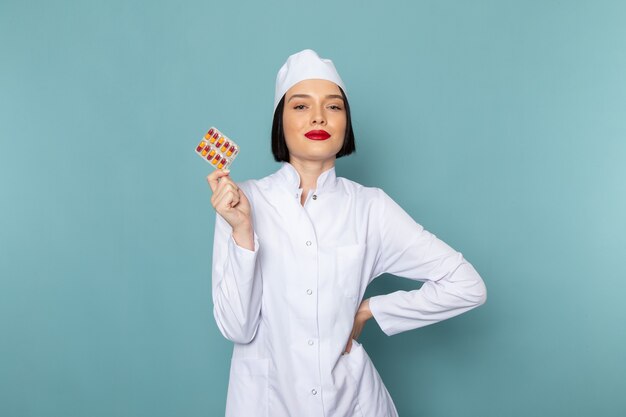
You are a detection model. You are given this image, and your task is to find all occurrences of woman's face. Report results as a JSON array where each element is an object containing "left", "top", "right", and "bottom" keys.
[{"left": 282, "top": 79, "right": 347, "bottom": 164}]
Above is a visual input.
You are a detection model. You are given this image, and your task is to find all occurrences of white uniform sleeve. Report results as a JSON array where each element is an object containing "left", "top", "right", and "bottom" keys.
[
  {"left": 368, "top": 188, "right": 487, "bottom": 336},
  {"left": 211, "top": 207, "right": 263, "bottom": 344}
]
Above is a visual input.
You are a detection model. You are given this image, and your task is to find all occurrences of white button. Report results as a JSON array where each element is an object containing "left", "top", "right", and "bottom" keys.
[
  {"left": 306, "top": 241, "right": 312, "bottom": 246},
  {"left": 311, "top": 388, "right": 317, "bottom": 395},
  {"left": 312, "top": 194, "right": 317, "bottom": 200},
  {"left": 308, "top": 339, "right": 314, "bottom": 345},
  {"left": 306, "top": 289, "right": 313, "bottom": 295}
]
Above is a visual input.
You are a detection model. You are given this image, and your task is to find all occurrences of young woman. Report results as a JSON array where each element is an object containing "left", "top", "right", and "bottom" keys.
[{"left": 207, "top": 49, "right": 487, "bottom": 417}]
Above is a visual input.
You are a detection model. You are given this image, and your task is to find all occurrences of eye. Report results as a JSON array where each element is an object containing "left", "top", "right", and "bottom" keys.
[
  {"left": 294, "top": 104, "right": 307, "bottom": 110},
  {"left": 329, "top": 104, "right": 343, "bottom": 110}
]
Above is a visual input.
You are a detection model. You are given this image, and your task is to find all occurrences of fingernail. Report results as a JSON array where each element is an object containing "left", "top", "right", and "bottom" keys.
[{"left": 223, "top": 169, "right": 230, "bottom": 173}]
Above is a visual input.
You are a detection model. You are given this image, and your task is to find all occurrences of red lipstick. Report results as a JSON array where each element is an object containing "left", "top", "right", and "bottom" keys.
[{"left": 305, "top": 130, "right": 331, "bottom": 140}]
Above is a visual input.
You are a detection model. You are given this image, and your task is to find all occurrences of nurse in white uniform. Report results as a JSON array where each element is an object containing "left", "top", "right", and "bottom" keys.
[{"left": 207, "top": 49, "right": 487, "bottom": 417}]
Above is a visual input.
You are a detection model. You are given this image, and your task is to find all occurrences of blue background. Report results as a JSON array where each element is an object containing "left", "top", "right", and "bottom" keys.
[{"left": 1, "top": 0, "right": 625, "bottom": 416}]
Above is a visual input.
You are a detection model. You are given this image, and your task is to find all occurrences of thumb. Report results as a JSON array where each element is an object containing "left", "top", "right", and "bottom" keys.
[{"left": 207, "top": 169, "right": 230, "bottom": 192}]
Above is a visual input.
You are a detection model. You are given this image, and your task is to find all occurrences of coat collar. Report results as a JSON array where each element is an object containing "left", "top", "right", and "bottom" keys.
[{"left": 274, "top": 161, "right": 338, "bottom": 194}]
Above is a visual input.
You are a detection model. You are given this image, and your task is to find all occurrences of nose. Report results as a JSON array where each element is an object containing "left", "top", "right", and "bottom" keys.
[{"left": 311, "top": 105, "right": 326, "bottom": 125}]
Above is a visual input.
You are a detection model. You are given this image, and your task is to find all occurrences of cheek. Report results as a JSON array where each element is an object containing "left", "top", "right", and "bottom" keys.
[
  {"left": 283, "top": 112, "right": 300, "bottom": 132},
  {"left": 282, "top": 115, "right": 301, "bottom": 144},
  {"left": 332, "top": 115, "right": 347, "bottom": 134}
]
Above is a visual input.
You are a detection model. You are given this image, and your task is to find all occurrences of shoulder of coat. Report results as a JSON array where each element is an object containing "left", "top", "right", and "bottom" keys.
[{"left": 336, "top": 176, "right": 382, "bottom": 198}]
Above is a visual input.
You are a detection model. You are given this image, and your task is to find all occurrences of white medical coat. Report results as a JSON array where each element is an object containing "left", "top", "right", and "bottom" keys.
[{"left": 211, "top": 161, "right": 487, "bottom": 417}]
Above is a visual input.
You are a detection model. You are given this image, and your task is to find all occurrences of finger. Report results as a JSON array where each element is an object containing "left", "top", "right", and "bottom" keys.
[
  {"left": 230, "top": 188, "right": 241, "bottom": 208},
  {"left": 352, "top": 329, "right": 360, "bottom": 341},
  {"left": 215, "top": 175, "right": 239, "bottom": 197},
  {"left": 207, "top": 170, "right": 227, "bottom": 193},
  {"left": 211, "top": 173, "right": 236, "bottom": 197},
  {"left": 237, "top": 187, "right": 248, "bottom": 203},
  {"left": 217, "top": 188, "right": 240, "bottom": 212},
  {"left": 213, "top": 182, "right": 240, "bottom": 206},
  {"left": 207, "top": 169, "right": 231, "bottom": 193},
  {"left": 214, "top": 170, "right": 234, "bottom": 193}
]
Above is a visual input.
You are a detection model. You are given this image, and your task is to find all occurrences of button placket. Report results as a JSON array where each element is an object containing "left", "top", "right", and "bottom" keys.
[{"left": 291, "top": 205, "right": 321, "bottom": 402}]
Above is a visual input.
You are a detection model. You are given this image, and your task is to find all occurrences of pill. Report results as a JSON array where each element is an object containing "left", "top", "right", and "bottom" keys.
[{"left": 221, "top": 141, "right": 230, "bottom": 152}]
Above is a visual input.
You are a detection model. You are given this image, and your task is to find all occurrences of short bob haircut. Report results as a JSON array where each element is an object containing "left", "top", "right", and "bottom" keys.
[{"left": 271, "top": 85, "right": 356, "bottom": 162}]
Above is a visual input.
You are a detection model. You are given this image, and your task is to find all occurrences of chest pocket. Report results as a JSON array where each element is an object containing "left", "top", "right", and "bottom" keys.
[{"left": 335, "top": 243, "right": 367, "bottom": 300}]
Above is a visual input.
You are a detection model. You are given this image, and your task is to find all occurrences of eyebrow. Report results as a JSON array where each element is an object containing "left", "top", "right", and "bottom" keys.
[{"left": 287, "top": 94, "right": 344, "bottom": 103}]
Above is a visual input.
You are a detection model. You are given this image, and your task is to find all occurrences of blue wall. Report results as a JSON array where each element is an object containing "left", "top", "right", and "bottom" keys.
[{"left": 1, "top": 1, "right": 625, "bottom": 416}]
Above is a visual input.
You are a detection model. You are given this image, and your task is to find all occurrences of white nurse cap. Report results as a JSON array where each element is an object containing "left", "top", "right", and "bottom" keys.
[{"left": 273, "top": 49, "right": 347, "bottom": 114}]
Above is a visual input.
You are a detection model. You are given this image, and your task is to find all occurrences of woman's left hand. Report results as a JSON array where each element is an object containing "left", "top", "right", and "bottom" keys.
[{"left": 344, "top": 298, "right": 373, "bottom": 354}]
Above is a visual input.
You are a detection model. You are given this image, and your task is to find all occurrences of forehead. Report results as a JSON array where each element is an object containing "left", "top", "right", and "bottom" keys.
[{"left": 286, "top": 79, "right": 341, "bottom": 97}]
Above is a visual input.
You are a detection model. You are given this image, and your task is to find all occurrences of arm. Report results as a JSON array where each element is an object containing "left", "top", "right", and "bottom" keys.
[
  {"left": 368, "top": 189, "right": 487, "bottom": 336},
  {"left": 211, "top": 209, "right": 263, "bottom": 344}
]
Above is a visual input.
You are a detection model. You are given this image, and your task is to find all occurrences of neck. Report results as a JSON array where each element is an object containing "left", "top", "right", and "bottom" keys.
[{"left": 288, "top": 157, "right": 335, "bottom": 191}]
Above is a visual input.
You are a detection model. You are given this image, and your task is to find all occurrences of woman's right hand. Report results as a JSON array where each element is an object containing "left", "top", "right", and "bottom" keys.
[{"left": 207, "top": 169, "right": 253, "bottom": 232}]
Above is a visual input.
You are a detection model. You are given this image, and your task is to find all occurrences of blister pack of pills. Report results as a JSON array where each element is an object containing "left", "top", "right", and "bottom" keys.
[{"left": 195, "top": 127, "right": 240, "bottom": 170}]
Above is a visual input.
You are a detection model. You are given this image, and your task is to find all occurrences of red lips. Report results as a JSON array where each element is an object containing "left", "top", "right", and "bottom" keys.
[{"left": 305, "top": 130, "right": 331, "bottom": 140}]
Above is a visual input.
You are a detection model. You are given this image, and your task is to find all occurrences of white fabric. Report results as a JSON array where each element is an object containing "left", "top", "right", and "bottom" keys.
[
  {"left": 212, "top": 161, "right": 487, "bottom": 417},
  {"left": 274, "top": 49, "right": 348, "bottom": 113}
]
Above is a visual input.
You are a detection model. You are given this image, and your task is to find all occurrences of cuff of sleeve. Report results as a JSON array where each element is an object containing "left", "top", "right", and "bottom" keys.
[
  {"left": 225, "top": 231, "right": 260, "bottom": 284},
  {"left": 229, "top": 230, "right": 259, "bottom": 253},
  {"left": 369, "top": 294, "right": 395, "bottom": 337}
]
